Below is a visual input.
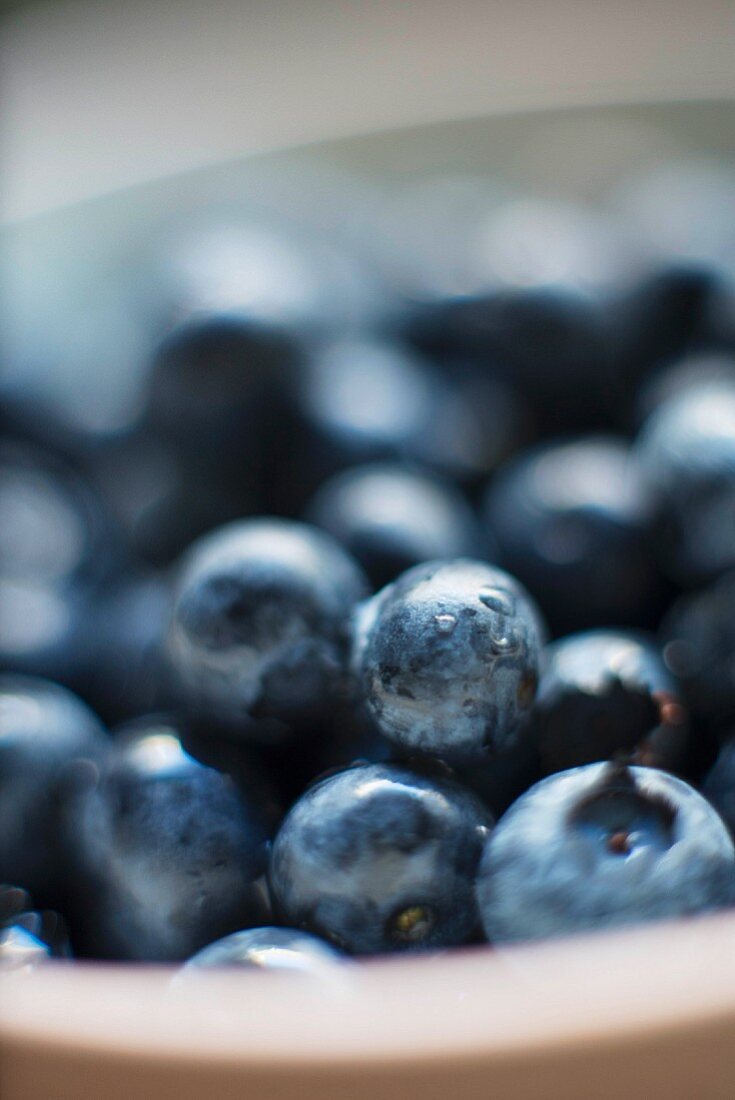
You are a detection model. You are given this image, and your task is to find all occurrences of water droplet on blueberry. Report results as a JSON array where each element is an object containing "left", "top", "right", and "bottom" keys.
[{"left": 434, "top": 613, "right": 457, "bottom": 635}]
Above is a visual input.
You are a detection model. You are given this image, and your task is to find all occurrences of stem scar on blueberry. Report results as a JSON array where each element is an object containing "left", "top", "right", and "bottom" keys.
[
  {"left": 389, "top": 904, "right": 435, "bottom": 944},
  {"left": 567, "top": 760, "right": 677, "bottom": 848},
  {"left": 607, "top": 830, "right": 632, "bottom": 855}
]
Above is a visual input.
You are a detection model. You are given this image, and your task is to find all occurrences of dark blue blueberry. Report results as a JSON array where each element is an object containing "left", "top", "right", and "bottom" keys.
[
  {"left": 146, "top": 312, "right": 300, "bottom": 489},
  {"left": 305, "top": 463, "right": 488, "bottom": 591},
  {"left": 269, "top": 762, "right": 492, "bottom": 954},
  {"left": 168, "top": 519, "right": 369, "bottom": 734},
  {"left": 612, "top": 263, "right": 730, "bottom": 396},
  {"left": 0, "top": 439, "right": 121, "bottom": 593},
  {"left": 533, "top": 630, "right": 688, "bottom": 775},
  {"left": 661, "top": 572, "right": 735, "bottom": 726},
  {"left": 0, "top": 577, "right": 95, "bottom": 693},
  {"left": 477, "top": 761, "right": 735, "bottom": 943},
  {"left": 703, "top": 739, "right": 735, "bottom": 838},
  {"left": 454, "top": 735, "right": 541, "bottom": 819},
  {"left": 484, "top": 436, "right": 664, "bottom": 635},
  {"left": 404, "top": 286, "right": 615, "bottom": 436},
  {"left": 286, "top": 338, "right": 503, "bottom": 508},
  {"left": 179, "top": 926, "right": 343, "bottom": 974},
  {"left": 63, "top": 717, "right": 273, "bottom": 961},
  {"left": 633, "top": 351, "right": 735, "bottom": 430},
  {"left": 82, "top": 571, "right": 172, "bottom": 723},
  {"left": 0, "top": 675, "right": 108, "bottom": 901},
  {"left": 289, "top": 337, "right": 438, "bottom": 495},
  {"left": 635, "top": 378, "right": 735, "bottom": 585},
  {"left": 352, "top": 559, "right": 544, "bottom": 763}
]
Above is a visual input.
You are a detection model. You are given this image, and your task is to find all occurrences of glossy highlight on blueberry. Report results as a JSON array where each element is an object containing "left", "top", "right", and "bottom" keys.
[
  {"left": 179, "top": 926, "right": 343, "bottom": 975},
  {"left": 269, "top": 762, "right": 492, "bottom": 955}
]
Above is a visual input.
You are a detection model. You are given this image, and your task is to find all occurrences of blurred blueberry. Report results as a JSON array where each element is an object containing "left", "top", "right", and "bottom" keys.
[
  {"left": 635, "top": 378, "right": 735, "bottom": 585},
  {"left": 404, "top": 286, "right": 615, "bottom": 436},
  {"left": 305, "top": 463, "right": 488, "bottom": 590},
  {"left": 477, "top": 761, "right": 735, "bottom": 943},
  {"left": 0, "top": 925, "right": 53, "bottom": 972},
  {"left": 179, "top": 926, "right": 343, "bottom": 975},
  {"left": 352, "top": 559, "right": 544, "bottom": 763},
  {"left": 64, "top": 718, "right": 273, "bottom": 961},
  {"left": 0, "top": 439, "right": 122, "bottom": 593},
  {"left": 611, "top": 264, "right": 729, "bottom": 398},
  {"left": 661, "top": 571, "right": 735, "bottom": 727},
  {"left": 80, "top": 572, "right": 172, "bottom": 724},
  {"left": 633, "top": 351, "right": 735, "bottom": 429},
  {"left": 533, "top": 630, "right": 688, "bottom": 775},
  {"left": 484, "top": 436, "right": 665, "bottom": 635},
  {"left": 168, "top": 518, "right": 368, "bottom": 735},
  {"left": 0, "top": 675, "right": 108, "bottom": 902},
  {"left": 269, "top": 761, "right": 492, "bottom": 954},
  {"left": 703, "top": 738, "right": 735, "bottom": 837}
]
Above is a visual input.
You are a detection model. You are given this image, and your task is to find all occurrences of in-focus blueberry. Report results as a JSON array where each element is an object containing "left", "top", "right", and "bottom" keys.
[
  {"left": 269, "top": 762, "right": 492, "bottom": 954},
  {"left": 352, "top": 559, "right": 544, "bottom": 763},
  {"left": 306, "top": 463, "right": 487, "bottom": 591},
  {"left": 476, "top": 761, "right": 735, "bottom": 943},
  {"left": 0, "top": 675, "right": 108, "bottom": 901},
  {"left": 484, "top": 436, "right": 664, "bottom": 635},
  {"left": 533, "top": 630, "right": 688, "bottom": 775},
  {"left": 168, "top": 519, "right": 369, "bottom": 735},
  {"left": 64, "top": 717, "right": 273, "bottom": 961}
]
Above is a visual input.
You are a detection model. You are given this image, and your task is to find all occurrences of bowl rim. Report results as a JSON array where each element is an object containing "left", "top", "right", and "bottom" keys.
[{"left": 4, "top": 910, "right": 735, "bottom": 1066}]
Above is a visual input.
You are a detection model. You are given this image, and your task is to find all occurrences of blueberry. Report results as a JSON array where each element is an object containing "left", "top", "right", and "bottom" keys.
[
  {"left": 405, "top": 286, "right": 614, "bottom": 436},
  {"left": 633, "top": 351, "right": 735, "bottom": 430},
  {"left": 484, "top": 436, "right": 664, "bottom": 635},
  {"left": 635, "top": 378, "right": 735, "bottom": 585},
  {"left": 82, "top": 571, "right": 172, "bottom": 723},
  {"left": 146, "top": 312, "right": 299, "bottom": 489},
  {"left": 168, "top": 519, "right": 369, "bottom": 734},
  {"left": 0, "top": 577, "right": 94, "bottom": 692},
  {"left": 612, "top": 264, "right": 727, "bottom": 392},
  {"left": 476, "top": 761, "right": 735, "bottom": 943},
  {"left": 64, "top": 717, "right": 273, "bottom": 961},
  {"left": 703, "top": 739, "right": 735, "bottom": 837},
  {"left": 0, "top": 675, "right": 108, "bottom": 901},
  {"left": 269, "top": 762, "right": 492, "bottom": 954},
  {"left": 287, "top": 337, "right": 438, "bottom": 501},
  {"left": 352, "top": 559, "right": 544, "bottom": 763},
  {"left": 0, "top": 892, "right": 71, "bottom": 967},
  {"left": 661, "top": 572, "right": 735, "bottom": 726},
  {"left": 0, "top": 439, "right": 121, "bottom": 593},
  {"left": 305, "top": 463, "right": 488, "bottom": 590},
  {"left": 0, "top": 924, "right": 53, "bottom": 972},
  {"left": 179, "top": 926, "right": 343, "bottom": 974},
  {"left": 286, "top": 338, "right": 500, "bottom": 507},
  {"left": 533, "top": 630, "right": 688, "bottom": 775}
]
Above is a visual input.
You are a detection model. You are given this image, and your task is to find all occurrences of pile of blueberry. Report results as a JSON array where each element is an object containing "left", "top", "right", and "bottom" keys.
[{"left": 3, "top": 173, "right": 735, "bottom": 977}]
